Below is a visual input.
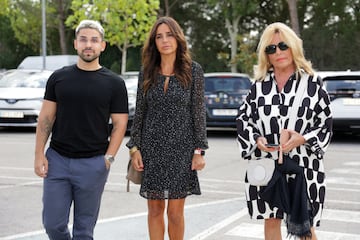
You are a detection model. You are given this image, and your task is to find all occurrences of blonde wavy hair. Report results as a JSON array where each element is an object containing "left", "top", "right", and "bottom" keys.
[{"left": 254, "top": 22, "right": 314, "bottom": 81}]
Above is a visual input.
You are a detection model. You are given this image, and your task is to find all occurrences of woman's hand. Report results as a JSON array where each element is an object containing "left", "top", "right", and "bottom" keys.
[
  {"left": 256, "top": 136, "right": 279, "bottom": 152},
  {"left": 131, "top": 150, "right": 144, "bottom": 171},
  {"left": 191, "top": 154, "right": 205, "bottom": 170},
  {"left": 280, "top": 129, "right": 305, "bottom": 153}
]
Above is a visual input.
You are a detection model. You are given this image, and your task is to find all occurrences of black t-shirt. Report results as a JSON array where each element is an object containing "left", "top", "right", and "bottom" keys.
[{"left": 44, "top": 65, "right": 128, "bottom": 158}]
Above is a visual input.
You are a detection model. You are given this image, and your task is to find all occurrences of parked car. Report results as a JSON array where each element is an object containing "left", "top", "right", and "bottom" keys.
[
  {"left": 18, "top": 55, "right": 78, "bottom": 71},
  {"left": 0, "top": 69, "right": 53, "bottom": 127},
  {"left": 204, "top": 72, "right": 252, "bottom": 128},
  {"left": 319, "top": 71, "right": 360, "bottom": 134},
  {"left": 124, "top": 76, "right": 138, "bottom": 131}
]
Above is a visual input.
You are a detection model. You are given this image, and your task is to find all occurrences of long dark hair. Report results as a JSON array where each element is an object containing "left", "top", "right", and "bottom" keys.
[{"left": 142, "top": 16, "right": 192, "bottom": 94}]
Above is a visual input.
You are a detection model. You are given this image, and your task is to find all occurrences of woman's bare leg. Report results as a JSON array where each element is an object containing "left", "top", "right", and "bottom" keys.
[
  {"left": 148, "top": 199, "right": 166, "bottom": 240},
  {"left": 300, "top": 227, "right": 317, "bottom": 240},
  {"left": 167, "top": 198, "right": 186, "bottom": 240},
  {"left": 264, "top": 218, "right": 282, "bottom": 240}
]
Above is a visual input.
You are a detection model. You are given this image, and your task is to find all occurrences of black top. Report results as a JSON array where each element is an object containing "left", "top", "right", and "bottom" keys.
[{"left": 44, "top": 64, "right": 128, "bottom": 158}]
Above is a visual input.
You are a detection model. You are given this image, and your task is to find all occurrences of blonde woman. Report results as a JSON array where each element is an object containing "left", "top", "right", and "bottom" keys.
[{"left": 236, "top": 22, "right": 333, "bottom": 240}]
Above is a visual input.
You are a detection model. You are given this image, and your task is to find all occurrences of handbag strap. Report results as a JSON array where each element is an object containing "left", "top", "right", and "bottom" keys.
[{"left": 278, "top": 73, "right": 313, "bottom": 164}]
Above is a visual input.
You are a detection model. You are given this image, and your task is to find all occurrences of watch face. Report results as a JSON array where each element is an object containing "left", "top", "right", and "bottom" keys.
[{"left": 105, "top": 155, "right": 115, "bottom": 163}]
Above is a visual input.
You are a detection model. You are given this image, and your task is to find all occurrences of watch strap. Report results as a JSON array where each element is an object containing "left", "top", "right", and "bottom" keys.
[{"left": 194, "top": 149, "right": 205, "bottom": 156}]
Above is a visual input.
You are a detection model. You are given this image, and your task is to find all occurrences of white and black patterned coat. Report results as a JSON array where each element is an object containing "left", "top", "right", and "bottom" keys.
[{"left": 236, "top": 71, "right": 333, "bottom": 226}]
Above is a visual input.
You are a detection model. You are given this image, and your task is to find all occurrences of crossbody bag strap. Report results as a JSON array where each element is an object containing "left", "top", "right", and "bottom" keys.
[
  {"left": 278, "top": 73, "right": 313, "bottom": 164},
  {"left": 287, "top": 74, "right": 313, "bottom": 130}
]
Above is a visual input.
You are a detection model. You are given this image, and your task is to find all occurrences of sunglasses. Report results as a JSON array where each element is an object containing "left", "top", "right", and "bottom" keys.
[{"left": 265, "top": 42, "right": 289, "bottom": 54}]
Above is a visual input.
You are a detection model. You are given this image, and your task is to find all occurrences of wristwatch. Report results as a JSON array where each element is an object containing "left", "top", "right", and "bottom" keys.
[
  {"left": 104, "top": 154, "right": 115, "bottom": 164},
  {"left": 194, "top": 149, "right": 205, "bottom": 156}
]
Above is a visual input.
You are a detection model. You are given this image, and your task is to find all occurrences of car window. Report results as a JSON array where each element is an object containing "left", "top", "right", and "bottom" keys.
[
  {"left": 323, "top": 75, "right": 360, "bottom": 101},
  {"left": 205, "top": 77, "right": 251, "bottom": 93},
  {"left": 0, "top": 71, "right": 50, "bottom": 88},
  {"left": 325, "top": 79, "right": 360, "bottom": 92}
]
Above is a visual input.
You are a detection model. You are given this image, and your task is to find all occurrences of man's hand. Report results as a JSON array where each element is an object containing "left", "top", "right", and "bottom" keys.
[{"left": 34, "top": 154, "right": 48, "bottom": 178}]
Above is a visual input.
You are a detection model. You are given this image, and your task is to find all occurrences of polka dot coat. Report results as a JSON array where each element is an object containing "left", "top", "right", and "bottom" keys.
[{"left": 236, "top": 70, "right": 332, "bottom": 226}]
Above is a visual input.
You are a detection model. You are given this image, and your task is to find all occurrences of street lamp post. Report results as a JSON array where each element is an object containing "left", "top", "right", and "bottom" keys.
[{"left": 41, "top": 0, "right": 46, "bottom": 70}]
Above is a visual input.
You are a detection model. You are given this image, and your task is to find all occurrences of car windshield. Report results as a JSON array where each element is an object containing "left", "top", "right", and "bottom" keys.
[
  {"left": 205, "top": 76, "right": 251, "bottom": 93},
  {"left": 325, "top": 79, "right": 360, "bottom": 93},
  {"left": 0, "top": 71, "right": 50, "bottom": 88}
]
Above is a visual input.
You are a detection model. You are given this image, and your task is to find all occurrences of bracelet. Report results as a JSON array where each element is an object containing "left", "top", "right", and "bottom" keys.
[{"left": 129, "top": 146, "right": 138, "bottom": 155}]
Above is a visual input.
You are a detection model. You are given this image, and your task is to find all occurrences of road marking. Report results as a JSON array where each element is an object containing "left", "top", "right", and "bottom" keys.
[
  {"left": 225, "top": 223, "right": 360, "bottom": 240},
  {"left": 330, "top": 168, "right": 360, "bottom": 175},
  {"left": 343, "top": 162, "right": 360, "bottom": 166},
  {"left": 326, "top": 177, "right": 360, "bottom": 186},
  {"left": 1, "top": 198, "right": 243, "bottom": 240},
  {"left": 189, "top": 208, "right": 248, "bottom": 240},
  {"left": 325, "top": 199, "right": 360, "bottom": 206},
  {"left": 0, "top": 230, "right": 46, "bottom": 240},
  {"left": 0, "top": 167, "right": 34, "bottom": 171},
  {"left": 327, "top": 186, "right": 360, "bottom": 193},
  {"left": 322, "top": 209, "right": 360, "bottom": 223}
]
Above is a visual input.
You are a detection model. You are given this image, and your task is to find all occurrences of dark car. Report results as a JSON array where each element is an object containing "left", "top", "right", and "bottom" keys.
[
  {"left": 204, "top": 72, "right": 252, "bottom": 128},
  {"left": 319, "top": 71, "right": 360, "bottom": 134}
]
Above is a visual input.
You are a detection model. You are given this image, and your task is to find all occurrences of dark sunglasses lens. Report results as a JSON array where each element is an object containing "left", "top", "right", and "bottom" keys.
[
  {"left": 265, "top": 45, "right": 276, "bottom": 54},
  {"left": 278, "top": 42, "right": 289, "bottom": 51}
]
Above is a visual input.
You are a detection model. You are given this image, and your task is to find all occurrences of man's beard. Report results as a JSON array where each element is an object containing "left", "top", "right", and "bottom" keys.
[{"left": 78, "top": 50, "right": 100, "bottom": 63}]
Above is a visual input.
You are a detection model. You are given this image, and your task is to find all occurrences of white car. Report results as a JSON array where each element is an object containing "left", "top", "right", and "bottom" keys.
[
  {"left": 319, "top": 71, "right": 360, "bottom": 134},
  {"left": 124, "top": 76, "right": 138, "bottom": 131},
  {"left": 0, "top": 69, "right": 53, "bottom": 127}
]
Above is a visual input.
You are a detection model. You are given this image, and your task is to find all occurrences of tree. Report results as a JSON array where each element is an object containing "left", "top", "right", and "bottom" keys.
[
  {"left": 206, "top": 0, "right": 259, "bottom": 73},
  {"left": 2, "top": 0, "right": 74, "bottom": 56},
  {"left": 66, "top": 0, "right": 160, "bottom": 75},
  {"left": 287, "top": 0, "right": 300, "bottom": 35}
]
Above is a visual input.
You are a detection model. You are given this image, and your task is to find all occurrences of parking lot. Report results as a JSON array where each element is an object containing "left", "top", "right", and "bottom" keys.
[{"left": 0, "top": 129, "right": 360, "bottom": 239}]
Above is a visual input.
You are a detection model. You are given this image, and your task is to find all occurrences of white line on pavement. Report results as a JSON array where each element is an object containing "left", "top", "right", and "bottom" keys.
[{"left": 188, "top": 208, "right": 248, "bottom": 240}]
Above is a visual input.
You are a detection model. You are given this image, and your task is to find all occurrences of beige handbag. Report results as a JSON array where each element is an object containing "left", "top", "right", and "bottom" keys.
[{"left": 126, "top": 159, "right": 142, "bottom": 192}]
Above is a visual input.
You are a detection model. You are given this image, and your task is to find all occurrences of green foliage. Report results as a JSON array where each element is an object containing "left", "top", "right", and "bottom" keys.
[
  {"left": 66, "top": 0, "right": 159, "bottom": 73},
  {"left": 1, "top": 0, "right": 360, "bottom": 72},
  {"left": 0, "top": 15, "right": 36, "bottom": 69},
  {"left": 235, "top": 34, "right": 258, "bottom": 76},
  {"left": 7, "top": 1, "right": 42, "bottom": 51},
  {"left": 301, "top": 0, "right": 360, "bottom": 70}
]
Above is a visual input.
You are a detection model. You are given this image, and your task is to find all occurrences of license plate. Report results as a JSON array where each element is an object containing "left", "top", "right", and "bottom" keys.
[
  {"left": 212, "top": 109, "right": 238, "bottom": 116},
  {"left": 0, "top": 111, "right": 24, "bottom": 118},
  {"left": 343, "top": 99, "right": 360, "bottom": 105}
]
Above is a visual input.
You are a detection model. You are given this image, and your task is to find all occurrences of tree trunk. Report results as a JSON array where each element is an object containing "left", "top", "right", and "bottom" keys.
[
  {"left": 287, "top": 0, "right": 300, "bottom": 36},
  {"left": 164, "top": 0, "right": 170, "bottom": 16},
  {"left": 225, "top": 17, "right": 240, "bottom": 73},
  {"left": 121, "top": 43, "right": 127, "bottom": 76}
]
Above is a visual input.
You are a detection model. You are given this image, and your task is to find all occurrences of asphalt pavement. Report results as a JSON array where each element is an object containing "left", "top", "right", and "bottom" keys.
[{"left": 0, "top": 130, "right": 359, "bottom": 240}]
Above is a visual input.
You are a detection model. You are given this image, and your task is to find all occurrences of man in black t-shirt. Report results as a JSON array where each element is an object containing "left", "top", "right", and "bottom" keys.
[{"left": 34, "top": 20, "right": 128, "bottom": 240}]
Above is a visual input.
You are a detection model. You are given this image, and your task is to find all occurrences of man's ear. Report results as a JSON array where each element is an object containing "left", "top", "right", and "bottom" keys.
[{"left": 101, "top": 41, "right": 106, "bottom": 52}]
